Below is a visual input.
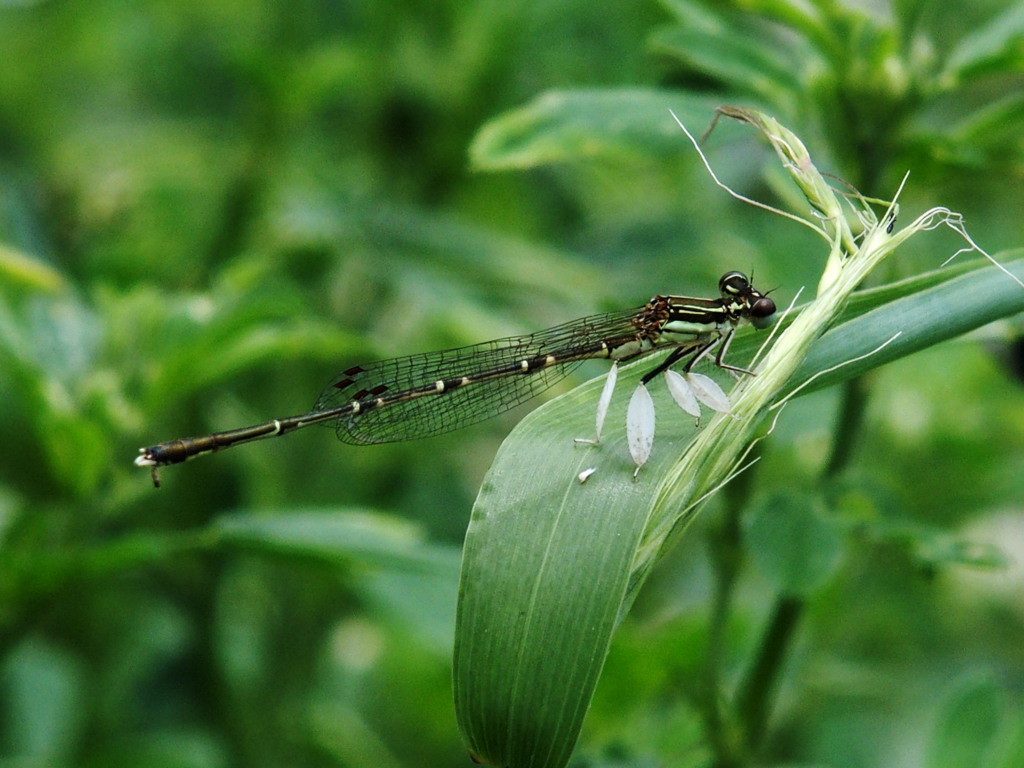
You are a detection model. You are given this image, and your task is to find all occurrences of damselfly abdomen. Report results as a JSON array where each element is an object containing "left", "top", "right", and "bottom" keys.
[{"left": 135, "top": 271, "right": 776, "bottom": 484}]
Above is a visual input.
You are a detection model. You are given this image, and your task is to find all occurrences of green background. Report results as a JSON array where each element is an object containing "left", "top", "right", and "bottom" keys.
[{"left": 1, "top": 1, "right": 1022, "bottom": 766}]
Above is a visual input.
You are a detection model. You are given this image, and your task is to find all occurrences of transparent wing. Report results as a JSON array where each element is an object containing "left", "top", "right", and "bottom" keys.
[{"left": 313, "top": 307, "right": 647, "bottom": 445}]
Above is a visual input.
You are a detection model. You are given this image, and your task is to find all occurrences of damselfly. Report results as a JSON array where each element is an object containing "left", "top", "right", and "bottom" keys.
[{"left": 135, "top": 271, "right": 776, "bottom": 485}]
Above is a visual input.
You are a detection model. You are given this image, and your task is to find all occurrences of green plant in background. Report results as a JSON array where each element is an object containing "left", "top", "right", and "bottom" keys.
[{"left": 0, "top": 1, "right": 1022, "bottom": 768}]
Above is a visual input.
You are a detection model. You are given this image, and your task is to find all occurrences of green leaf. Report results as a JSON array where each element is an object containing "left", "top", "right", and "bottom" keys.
[
  {"left": 39, "top": 409, "right": 110, "bottom": 497},
  {"left": 930, "top": 92, "right": 1024, "bottom": 171},
  {"left": 469, "top": 88, "right": 722, "bottom": 170},
  {"left": 659, "top": 0, "right": 838, "bottom": 70},
  {"left": 0, "top": 292, "right": 112, "bottom": 496},
  {"left": 2, "top": 638, "right": 84, "bottom": 759},
  {"left": 649, "top": 24, "right": 802, "bottom": 107},
  {"left": 926, "top": 676, "right": 1004, "bottom": 768},
  {"left": 786, "top": 255, "right": 1024, "bottom": 397},
  {"left": 745, "top": 491, "right": 843, "bottom": 597},
  {"left": 0, "top": 243, "right": 66, "bottom": 294},
  {"left": 734, "top": 0, "right": 831, "bottom": 46},
  {"left": 941, "top": 2, "right": 1024, "bottom": 85},
  {"left": 211, "top": 509, "right": 462, "bottom": 655},
  {"left": 146, "top": 320, "right": 361, "bottom": 411},
  {"left": 994, "top": 711, "right": 1024, "bottom": 768},
  {"left": 454, "top": 363, "right": 677, "bottom": 768},
  {"left": 855, "top": 517, "right": 1008, "bottom": 572},
  {"left": 213, "top": 509, "right": 461, "bottom": 575}
]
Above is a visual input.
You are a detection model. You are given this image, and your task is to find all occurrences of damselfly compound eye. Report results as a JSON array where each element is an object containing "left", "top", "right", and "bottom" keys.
[{"left": 749, "top": 296, "right": 777, "bottom": 329}]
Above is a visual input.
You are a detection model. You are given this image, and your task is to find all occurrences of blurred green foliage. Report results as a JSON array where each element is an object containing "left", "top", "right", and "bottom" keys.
[{"left": 0, "top": 1, "right": 1022, "bottom": 767}]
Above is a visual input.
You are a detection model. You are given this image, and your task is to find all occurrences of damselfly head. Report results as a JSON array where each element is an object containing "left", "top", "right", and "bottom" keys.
[{"left": 717, "top": 271, "right": 777, "bottom": 329}]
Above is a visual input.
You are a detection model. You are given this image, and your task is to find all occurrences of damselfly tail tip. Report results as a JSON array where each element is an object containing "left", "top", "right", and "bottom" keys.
[
  {"left": 134, "top": 449, "right": 163, "bottom": 488},
  {"left": 134, "top": 450, "right": 157, "bottom": 467},
  {"left": 135, "top": 449, "right": 166, "bottom": 487}
]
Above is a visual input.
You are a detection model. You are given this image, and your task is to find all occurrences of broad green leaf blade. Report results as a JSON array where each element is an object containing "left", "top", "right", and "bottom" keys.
[
  {"left": 213, "top": 509, "right": 460, "bottom": 574},
  {"left": 859, "top": 518, "right": 1008, "bottom": 572},
  {"left": 733, "top": 0, "right": 831, "bottom": 46},
  {"left": 786, "top": 255, "right": 1024, "bottom": 397},
  {"left": 215, "top": 510, "right": 462, "bottom": 653},
  {"left": 944, "top": 91, "right": 1024, "bottom": 153},
  {"left": 941, "top": 2, "right": 1024, "bottom": 85},
  {"left": 994, "top": 712, "right": 1024, "bottom": 768},
  {"left": 216, "top": 514, "right": 460, "bottom": 659},
  {"left": 469, "top": 89, "right": 722, "bottom": 170},
  {"left": 0, "top": 243, "right": 66, "bottom": 293},
  {"left": 926, "top": 677, "right": 1005, "bottom": 768},
  {"left": 649, "top": 25, "right": 802, "bottom": 106},
  {"left": 147, "top": 321, "right": 362, "bottom": 411},
  {"left": 454, "top": 362, "right": 700, "bottom": 768},
  {"left": 2, "top": 639, "right": 83, "bottom": 761},
  {"left": 659, "top": 0, "right": 832, "bottom": 59}
]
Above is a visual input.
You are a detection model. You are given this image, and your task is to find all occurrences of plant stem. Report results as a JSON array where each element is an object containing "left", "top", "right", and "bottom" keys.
[
  {"left": 824, "top": 375, "right": 872, "bottom": 478},
  {"left": 728, "top": 373, "right": 873, "bottom": 761},
  {"left": 703, "top": 492, "right": 745, "bottom": 763},
  {"left": 735, "top": 595, "right": 805, "bottom": 754},
  {"left": 703, "top": 449, "right": 761, "bottom": 767}
]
